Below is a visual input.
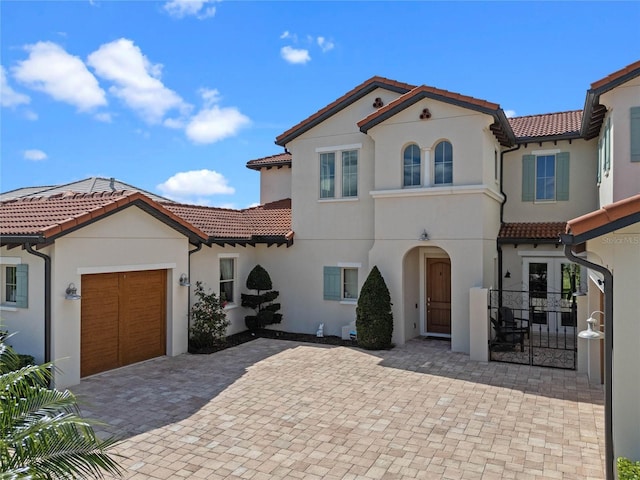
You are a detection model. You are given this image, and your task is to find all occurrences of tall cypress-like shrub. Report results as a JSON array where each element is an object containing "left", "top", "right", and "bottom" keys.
[
  {"left": 241, "top": 265, "right": 282, "bottom": 330},
  {"left": 356, "top": 266, "right": 393, "bottom": 349}
]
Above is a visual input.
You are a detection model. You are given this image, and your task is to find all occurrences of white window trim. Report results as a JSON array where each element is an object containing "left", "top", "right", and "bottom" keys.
[
  {"left": 533, "top": 153, "right": 557, "bottom": 204},
  {"left": 335, "top": 263, "right": 360, "bottom": 304},
  {"left": 318, "top": 146, "right": 360, "bottom": 200},
  {"left": 0, "top": 257, "right": 22, "bottom": 265},
  {"left": 218, "top": 254, "right": 239, "bottom": 308},
  {"left": 1, "top": 260, "right": 21, "bottom": 308},
  {"left": 316, "top": 143, "right": 362, "bottom": 153}
]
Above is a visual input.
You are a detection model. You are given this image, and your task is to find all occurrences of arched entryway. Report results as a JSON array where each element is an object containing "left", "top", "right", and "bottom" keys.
[{"left": 402, "top": 246, "right": 451, "bottom": 341}]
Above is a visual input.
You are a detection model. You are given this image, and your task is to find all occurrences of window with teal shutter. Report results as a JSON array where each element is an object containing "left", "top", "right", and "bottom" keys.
[
  {"left": 631, "top": 107, "right": 640, "bottom": 162},
  {"left": 604, "top": 119, "right": 611, "bottom": 171},
  {"left": 556, "top": 152, "right": 570, "bottom": 201},
  {"left": 15, "top": 264, "right": 28, "bottom": 308},
  {"left": 597, "top": 138, "right": 603, "bottom": 183},
  {"left": 323, "top": 266, "right": 341, "bottom": 301},
  {"left": 522, "top": 155, "right": 535, "bottom": 201}
]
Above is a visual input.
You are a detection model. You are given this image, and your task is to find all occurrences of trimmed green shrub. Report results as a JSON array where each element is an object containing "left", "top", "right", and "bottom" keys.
[
  {"left": 241, "top": 265, "right": 282, "bottom": 330},
  {"left": 618, "top": 457, "right": 640, "bottom": 480},
  {"left": 189, "top": 281, "right": 230, "bottom": 350},
  {"left": 356, "top": 266, "right": 393, "bottom": 349}
]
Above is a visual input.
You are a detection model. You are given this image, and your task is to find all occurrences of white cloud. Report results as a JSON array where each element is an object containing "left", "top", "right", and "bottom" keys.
[
  {"left": 280, "top": 30, "right": 298, "bottom": 43},
  {"left": 87, "top": 38, "right": 188, "bottom": 124},
  {"left": 24, "top": 110, "right": 38, "bottom": 121},
  {"left": 23, "top": 149, "right": 47, "bottom": 161},
  {"left": 13, "top": 41, "right": 106, "bottom": 111},
  {"left": 157, "top": 169, "right": 235, "bottom": 203},
  {"left": 94, "top": 112, "right": 112, "bottom": 122},
  {"left": 317, "top": 36, "right": 335, "bottom": 53},
  {"left": 164, "top": 0, "right": 218, "bottom": 19},
  {"left": 504, "top": 109, "right": 517, "bottom": 118},
  {"left": 185, "top": 105, "right": 250, "bottom": 144},
  {"left": 280, "top": 46, "right": 311, "bottom": 65},
  {"left": 1, "top": 66, "right": 31, "bottom": 107}
]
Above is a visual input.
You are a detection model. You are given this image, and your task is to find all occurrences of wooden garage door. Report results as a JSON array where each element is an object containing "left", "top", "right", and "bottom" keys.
[{"left": 81, "top": 270, "right": 166, "bottom": 377}]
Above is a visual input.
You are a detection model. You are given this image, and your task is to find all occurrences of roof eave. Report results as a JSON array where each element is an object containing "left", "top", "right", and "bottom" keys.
[
  {"left": 246, "top": 161, "right": 292, "bottom": 171},
  {"left": 0, "top": 234, "right": 46, "bottom": 246},
  {"left": 275, "top": 81, "right": 412, "bottom": 147},
  {"left": 515, "top": 131, "right": 583, "bottom": 145},
  {"left": 563, "top": 211, "right": 640, "bottom": 246}
]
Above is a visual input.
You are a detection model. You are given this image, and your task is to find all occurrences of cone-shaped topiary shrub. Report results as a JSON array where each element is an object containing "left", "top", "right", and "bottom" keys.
[
  {"left": 241, "top": 265, "right": 282, "bottom": 330},
  {"left": 356, "top": 266, "right": 393, "bottom": 349}
]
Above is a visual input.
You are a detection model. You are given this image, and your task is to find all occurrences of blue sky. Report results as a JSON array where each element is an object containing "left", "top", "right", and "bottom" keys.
[{"left": 1, "top": 1, "right": 639, "bottom": 208}]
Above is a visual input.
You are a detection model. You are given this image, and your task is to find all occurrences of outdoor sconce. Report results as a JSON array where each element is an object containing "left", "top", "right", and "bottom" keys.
[
  {"left": 179, "top": 273, "right": 191, "bottom": 287},
  {"left": 65, "top": 283, "right": 81, "bottom": 300},
  {"left": 578, "top": 311, "right": 604, "bottom": 340},
  {"left": 419, "top": 229, "right": 429, "bottom": 241},
  {"left": 504, "top": 270, "right": 511, "bottom": 279}
]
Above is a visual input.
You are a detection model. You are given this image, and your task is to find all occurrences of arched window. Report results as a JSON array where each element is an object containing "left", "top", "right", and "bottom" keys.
[
  {"left": 434, "top": 141, "right": 453, "bottom": 185},
  {"left": 403, "top": 144, "right": 421, "bottom": 187}
]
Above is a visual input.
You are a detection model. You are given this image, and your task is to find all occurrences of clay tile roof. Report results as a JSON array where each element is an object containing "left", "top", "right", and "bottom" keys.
[
  {"left": 358, "top": 84, "right": 501, "bottom": 131},
  {"left": 275, "top": 76, "right": 415, "bottom": 146},
  {"left": 590, "top": 59, "right": 640, "bottom": 90},
  {"left": 246, "top": 152, "right": 292, "bottom": 171},
  {"left": 499, "top": 222, "right": 567, "bottom": 240},
  {"left": 162, "top": 198, "right": 292, "bottom": 241},
  {"left": 0, "top": 191, "right": 207, "bottom": 242},
  {"left": 566, "top": 194, "right": 640, "bottom": 237},
  {"left": 509, "top": 110, "right": 583, "bottom": 140}
]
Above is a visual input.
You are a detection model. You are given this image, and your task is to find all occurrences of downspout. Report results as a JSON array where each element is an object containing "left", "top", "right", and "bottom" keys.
[
  {"left": 562, "top": 240, "right": 614, "bottom": 480},
  {"left": 25, "top": 243, "right": 52, "bottom": 364},
  {"left": 187, "top": 243, "right": 203, "bottom": 332},
  {"left": 497, "top": 144, "right": 520, "bottom": 294}
]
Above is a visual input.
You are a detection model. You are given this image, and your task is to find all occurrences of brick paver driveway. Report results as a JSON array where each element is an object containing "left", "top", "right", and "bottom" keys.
[{"left": 71, "top": 338, "right": 605, "bottom": 479}]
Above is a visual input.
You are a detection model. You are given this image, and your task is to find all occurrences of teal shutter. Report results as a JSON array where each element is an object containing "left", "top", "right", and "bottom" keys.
[
  {"left": 521, "top": 155, "right": 535, "bottom": 201},
  {"left": 15, "top": 264, "right": 28, "bottom": 308},
  {"left": 631, "top": 107, "right": 640, "bottom": 162},
  {"left": 323, "top": 266, "right": 341, "bottom": 301},
  {"left": 556, "top": 152, "right": 570, "bottom": 201}
]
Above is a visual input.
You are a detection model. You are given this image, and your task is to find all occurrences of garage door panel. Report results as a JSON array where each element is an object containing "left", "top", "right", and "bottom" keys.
[
  {"left": 81, "top": 273, "right": 120, "bottom": 377},
  {"left": 120, "top": 270, "right": 166, "bottom": 365},
  {"left": 81, "top": 269, "right": 166, "bottom": 377}
]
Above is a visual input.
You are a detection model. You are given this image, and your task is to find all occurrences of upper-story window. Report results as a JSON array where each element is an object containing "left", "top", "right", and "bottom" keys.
[
  {"left": 631, "top": 106, "right": 640, "bottom": 162},
  {"left": 320, "top": 153, "right": 335, "bottom": 198},
  {"left": 403, "top": 144, "right": 421, "bottom": 187},
  {"left": 318, "top": 145, "right": 359, "bottom": 199},
  {"left": 522, "top": 151, "right": 570, "bottom": 202},
  {"left": 434, "top": 141, "right": 453, "bottom": 185},
  {"left": 342, "top": 150, "right": 358, "bottom": 197},
  {"left": 598, "top": 118, "right": 611, "bottom": 183},
  {"left": 536, "top": 155, "right": 556, "bottom": 201}
]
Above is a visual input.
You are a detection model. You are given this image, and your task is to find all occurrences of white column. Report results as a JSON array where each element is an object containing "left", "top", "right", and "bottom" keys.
[{"left": 422, "top": 147, "right": 431, "bottom": 187}]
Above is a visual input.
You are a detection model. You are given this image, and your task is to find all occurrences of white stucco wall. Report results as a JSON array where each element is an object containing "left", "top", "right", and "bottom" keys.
[
  {"left": 586, "top": 223, "right": 640, "bottom": 461},
  {"left": 259, "top": 167, "right": 291, "bottom": 204},
  {"left": 599, "top": 76, "right": 640, "bottom": 204},
  {"left": 1, "top": 246, "right": 48, "bottom": 363},
  {"left": 49, "top": 206, "right": 191, "bottom": 388},
  {"left": 367, "top": 99, "right": 499, "bottom": 190},
  {"left": 502, "top": 138, "right": 598, "bottom": 223}
]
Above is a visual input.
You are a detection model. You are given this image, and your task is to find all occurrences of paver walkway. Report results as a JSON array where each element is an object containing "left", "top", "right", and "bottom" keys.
[{"left": 71, "top": 338, "right": 605, "bottom": 479}]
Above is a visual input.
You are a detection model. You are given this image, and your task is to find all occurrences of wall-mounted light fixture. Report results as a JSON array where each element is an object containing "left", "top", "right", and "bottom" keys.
[
  {"left": 578, "top": 311, "right": 604, "bottom": 340},
  {"left": 504, "top": 270, "right": 511, "bottom": 279},
  {"left": 65, "top": 283, "right": 81, "bottom": 300},
  {"left": 179, "top": 273, "right": 191, "bottom": 287},
  {"left": 419, "top": 229, "right": 429, "bottom": 241}
]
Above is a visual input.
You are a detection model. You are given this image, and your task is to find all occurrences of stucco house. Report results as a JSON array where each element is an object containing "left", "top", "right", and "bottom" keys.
[{"left": 1, "top": 60, "right": 638, "bottom": 402}]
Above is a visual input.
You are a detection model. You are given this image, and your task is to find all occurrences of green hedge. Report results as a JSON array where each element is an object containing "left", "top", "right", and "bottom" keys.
[{"left": 618, "top": 457, "right": 640, "bottom": 480}]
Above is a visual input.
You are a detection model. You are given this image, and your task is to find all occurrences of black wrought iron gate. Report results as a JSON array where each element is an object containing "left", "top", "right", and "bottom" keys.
[{"left": 488, "top": 289, "right": 577, "bottom": 369}]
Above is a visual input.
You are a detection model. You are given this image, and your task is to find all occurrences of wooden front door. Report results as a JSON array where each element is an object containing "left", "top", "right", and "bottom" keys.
[
  {"left": 81, "top": 270, "right": 166, "bottom": 377},
  {"left": 426, "top": 258, "right": 451, "bottom": 335}
]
